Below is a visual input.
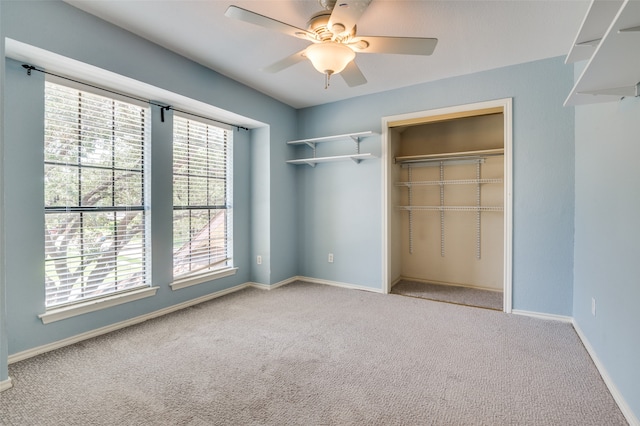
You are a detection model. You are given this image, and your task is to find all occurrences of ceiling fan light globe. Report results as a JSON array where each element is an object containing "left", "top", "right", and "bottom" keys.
[{"left": 306, "top": 42, "right": 356, "bottom": 75}]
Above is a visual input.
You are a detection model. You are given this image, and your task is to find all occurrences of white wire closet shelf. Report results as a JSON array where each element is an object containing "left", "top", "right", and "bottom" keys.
[
  {"left": 286, "top": 131, "right": 377, "bottom": 167},
  {"left": 395, "top": 148, "right": 504, "bottom": 164},
  {"left": 396, "top": 147, "right": 504, "bottom": 259}
]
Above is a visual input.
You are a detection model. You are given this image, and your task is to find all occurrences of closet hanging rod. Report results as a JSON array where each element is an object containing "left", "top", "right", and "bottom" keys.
[{"left": 395, "top": 148, "right": 504, "bottom": 164}]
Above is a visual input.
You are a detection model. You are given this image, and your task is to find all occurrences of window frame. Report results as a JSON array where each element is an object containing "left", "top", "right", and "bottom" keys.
[
  {"left": 42, "top": 78, "right": 154, "bottom": 315},
  {"left": 170, "top": 113, "right": 236, "bottom": 291}
]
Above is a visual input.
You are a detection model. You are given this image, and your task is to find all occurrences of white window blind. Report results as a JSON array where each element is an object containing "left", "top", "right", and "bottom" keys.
[
  {"left": 173, "top": 115, "right": 232, "bottom": 280},
  {"left": 44, "top": 81, "right": 150, "bottom": 308}
]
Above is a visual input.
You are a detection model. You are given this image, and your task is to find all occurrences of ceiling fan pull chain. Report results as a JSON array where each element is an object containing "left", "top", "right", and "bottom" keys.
[{"left": 325, "top": 72, "right": 330, "bottom": 89}]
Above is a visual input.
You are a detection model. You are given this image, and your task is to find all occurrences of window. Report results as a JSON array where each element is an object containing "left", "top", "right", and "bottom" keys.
[
  {"left": 44, "top": 81, "right": 150, "bottom": 308},
  {"left": 173, "top": 115, "right": 232, "bottom": 282}
]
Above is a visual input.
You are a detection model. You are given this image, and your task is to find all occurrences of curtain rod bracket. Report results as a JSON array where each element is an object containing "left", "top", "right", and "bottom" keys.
[
  {"left": 22, "top": 64, "right": 37, "bottom": 76},
  {"left": 160, "top": 105, "right": 171, "bottom": 123}
]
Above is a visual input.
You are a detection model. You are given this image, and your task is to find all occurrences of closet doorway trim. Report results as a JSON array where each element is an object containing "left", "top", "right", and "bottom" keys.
[{"left": 380, "top": 98, "right": 513, "bottom": 313}]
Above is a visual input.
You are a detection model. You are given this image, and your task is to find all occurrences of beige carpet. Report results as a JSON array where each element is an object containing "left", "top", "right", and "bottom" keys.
[
  {"left": 391, "top": 279, "right": 503, "bottom": 311},
  {"left": 0, "top": 281, "right": 627, "bottom": 425}
]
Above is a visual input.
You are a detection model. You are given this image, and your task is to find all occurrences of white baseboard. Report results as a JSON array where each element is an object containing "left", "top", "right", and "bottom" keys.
[
  {"left": 511, "top": 310, "right": 639, "bottom": 425},
  {"left": 8, "top": 276, "right": 381, "bottom": 364},
  {"left": 390, "top": 276, "right": 403, "bottom": 289},
  {"left": 511, "top": 309, "right": 573, "bottom": 323},
  {"left": 248, "top": 276, "right": 298, "bottom": 291},
  {"left": 0, "top": 377, "right": 13, "bottom": 392},
  {"left": 9, "top": 281, "right": 253, "bottom": 364},
  {"left": 7, "top": 278, "right": 299, "bottom": 365},
  {"left": 296, "top": 276, "right": 384, "bottom": 293},
  {"left": 572, "top": 320, "right": 640, "bottom": 426}
]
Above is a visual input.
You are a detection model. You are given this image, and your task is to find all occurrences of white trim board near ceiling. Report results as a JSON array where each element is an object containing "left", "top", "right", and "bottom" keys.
[{"left": 4, "top": 38, "right": 264, "bottom": 130}]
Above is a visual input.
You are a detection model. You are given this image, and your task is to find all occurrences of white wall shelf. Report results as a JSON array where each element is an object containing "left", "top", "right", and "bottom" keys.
[
  {"left": 565, "top": 0, "right": 624, "bottom": 64},
  {"left": 565, "top": 0, "right": 640, "bottom": 106},
  {"left": 286, "top": 153, "right": 374, "bottom": 167},
  {"left": 286, "top": 131, "right": 376, "bottom": 167}
]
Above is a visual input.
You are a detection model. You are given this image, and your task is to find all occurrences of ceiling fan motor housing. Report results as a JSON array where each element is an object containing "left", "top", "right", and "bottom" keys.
[{"left": 307, "top": 11, "right": 355, "bottom": 42}]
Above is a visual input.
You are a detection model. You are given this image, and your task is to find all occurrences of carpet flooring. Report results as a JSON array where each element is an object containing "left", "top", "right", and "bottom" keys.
[
  {"left": 391, "top": 280, "right": 503, "bottom": 311},
  {"left": 0, "top": 281, "right": 627, "bottom": 425}
]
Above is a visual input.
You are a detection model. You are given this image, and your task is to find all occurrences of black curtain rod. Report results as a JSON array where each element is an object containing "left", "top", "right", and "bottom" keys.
[{"left": 22, "top": 64, "right": 249, "bottom": 131}]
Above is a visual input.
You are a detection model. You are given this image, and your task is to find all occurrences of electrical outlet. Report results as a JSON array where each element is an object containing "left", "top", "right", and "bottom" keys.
[
  {"left": 591, "top": 297, "right": 596, "bottom": 317},
  {"left": 328, "top": 253, "right": 334, "bottom": 263},
  {"left": 257, "top": 255, "right": 262, "bottom": 265}
]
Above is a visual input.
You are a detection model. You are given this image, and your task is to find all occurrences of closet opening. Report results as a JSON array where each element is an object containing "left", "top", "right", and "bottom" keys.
[{"left": 382, "top": 99, "right": 512, "bottom": 312}]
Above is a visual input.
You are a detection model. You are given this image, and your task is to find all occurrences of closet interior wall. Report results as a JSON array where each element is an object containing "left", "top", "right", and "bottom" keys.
[{"left": 392, "top": 113, "right": 505, "bottom": 291}]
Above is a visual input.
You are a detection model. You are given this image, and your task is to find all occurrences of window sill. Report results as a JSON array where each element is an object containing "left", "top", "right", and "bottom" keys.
[
  {"left": 39, "top": 286, "right": 159, "bottom": 324},
  {"left": 171, "top": 267, "right": 238, "bottom": 291}
]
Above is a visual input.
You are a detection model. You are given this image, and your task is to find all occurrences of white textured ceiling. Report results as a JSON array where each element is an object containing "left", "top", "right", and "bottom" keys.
[{"left": 63, "top": 0, "right": 589, "bottom": 109}]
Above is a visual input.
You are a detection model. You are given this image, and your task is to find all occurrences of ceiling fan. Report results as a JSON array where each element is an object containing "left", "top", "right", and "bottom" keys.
[{"left": 225, "top": 0, "right": 438, "bottom": 88}]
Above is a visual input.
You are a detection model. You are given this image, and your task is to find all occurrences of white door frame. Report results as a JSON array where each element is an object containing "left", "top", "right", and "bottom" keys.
[{"left": 381, "top": 98, "right": 513, "bottom": 313}]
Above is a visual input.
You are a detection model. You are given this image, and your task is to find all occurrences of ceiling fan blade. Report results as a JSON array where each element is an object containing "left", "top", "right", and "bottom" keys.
[
  {"left": 352, "top": 36, "right": 438, "bottom": 55},
  {"left": 341, "top": 60, "right": 367, "bottom": 87},
  {"left": 262, "top": 50, "right": 308, "bottom": 73},
  {"left": 327, "top": 0, "right": 372, "bottom": 37},
  {"left": 225, "top": 6, "right": 317, "bottom": 41}
]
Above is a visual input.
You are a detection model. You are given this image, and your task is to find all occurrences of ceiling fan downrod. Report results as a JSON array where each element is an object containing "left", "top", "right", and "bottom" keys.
[{"left": 318, "top": 0, "right": 337, "bottom": 10}]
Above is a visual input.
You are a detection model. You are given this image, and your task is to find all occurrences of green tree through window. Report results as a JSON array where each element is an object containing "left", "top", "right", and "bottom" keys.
[
  {"left": 173, "top": 115, "right": 232, "bottom": 280},
  {"left": 44, "top": 82, "right": 149, "bottom": 307}
]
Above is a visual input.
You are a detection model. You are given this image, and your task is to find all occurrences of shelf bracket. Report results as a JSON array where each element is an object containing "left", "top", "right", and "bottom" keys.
[
  {"left": 619, "top": 25, "right": 640, "bottom": 33},
  {"left": 408, "top": 165, "right": 414, "bottom": 254},
  {"left": 308, "top": 143, "right": 317, "bottom": 163},
  {"left": 303, "top": 141, "right": 317, "bottom": 150},
  {"left": 439, "top": 162, "right": 445, "bottom": 257},
  {"left": 575, "top": 38, "right": 601, "bottom": 47},
  {"left": 351, "top": 135, "right": 362, "bottom": 155},
  {"left": 476, "top": 161, "right": 482, "bottom": 260}
]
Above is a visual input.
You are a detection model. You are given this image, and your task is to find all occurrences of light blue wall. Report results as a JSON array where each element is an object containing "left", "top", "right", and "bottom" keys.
[
  {"left": 0, "top": 1, "right": 8, "bottom": 384},
  {"left": 573, "top": 96, "right": 640, "bottom": 420},
  {"left": 297, "top": 57, "right": 576, "bottom": 314},
  {"left": 4, "top": 59, "right": 47, "bottom": 354},
  {"left": 294, "top": 138, "right": 382, "bottom": 288},
  {"left": 250, "top": 126, "right": 271, "bottom": 284},
  {"left": 1, "top": 0, "right": 297, "bottom": 355},
  {"left": 270, "top": 123, "right": 300, "bottom": 284}
]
